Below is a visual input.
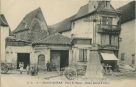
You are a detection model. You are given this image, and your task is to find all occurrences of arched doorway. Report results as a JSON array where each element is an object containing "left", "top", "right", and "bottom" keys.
[{"left": 38, "top": 54, "right": 45, "bottom": 65}]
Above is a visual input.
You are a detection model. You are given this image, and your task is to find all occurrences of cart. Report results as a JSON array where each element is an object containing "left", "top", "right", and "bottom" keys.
[
  {"left": 0, "top": 63, "right": 16, "bottom": 74},
  {"left": 63, "top": 64, "right": 87, "bottom": 80}
]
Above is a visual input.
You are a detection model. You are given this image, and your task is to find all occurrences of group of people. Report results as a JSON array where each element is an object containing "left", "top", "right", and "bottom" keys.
[
  {"left": 102, "top": 63, "right": 112, "bottom": 74},
  {"left": 19, "top": 62, "right": 30, "bottom": 74},
  {"left": 18, "top": 61, "right": 56, "bottom": 75}
]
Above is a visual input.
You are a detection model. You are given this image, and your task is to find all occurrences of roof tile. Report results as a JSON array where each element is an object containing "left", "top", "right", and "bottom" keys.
[
  {"left": 117, "top": 1, "right": 135, "bottom": 24},
  {"left": 33, "top": 33, "right": 72, "bottom": 45}
]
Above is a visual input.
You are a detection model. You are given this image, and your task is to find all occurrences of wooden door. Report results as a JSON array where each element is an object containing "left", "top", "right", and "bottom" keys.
[{"left": 38, "top": 54, "right": 45, "bottom": 65}]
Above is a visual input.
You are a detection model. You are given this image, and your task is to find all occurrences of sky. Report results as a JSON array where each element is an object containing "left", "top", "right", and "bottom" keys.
[{"left": 1, "top": 0, "right": 132, "bottom": 31}]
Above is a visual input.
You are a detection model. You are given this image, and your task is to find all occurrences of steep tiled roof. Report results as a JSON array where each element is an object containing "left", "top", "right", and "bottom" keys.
[
  {"left": 33, "top": 33, "right": 72, "bottom": 45},
  {"left": 6, "top": 36, "right": 31, "bottom": 43},
  {"left": 50, "top": 1, "right": 119, "bottom": 33},
  {"left": 73, "top": 4, "right": 89, "bottom": 20},
  {"left": 13, "top": 7, "right": 48, "bottom": 33},
  {"left": 0, "top": 14, "right": 8, "bottom": 26},
  {"left": 117, "top": 1, "right": 135, "bottom": 24},
  {"left": 73, "top": 1, "right": 118, "bottom": 20},
  {"left": 30, "top": 29, "right": 49, "bottom": 42},
  {"left": 49, "top": 15, "right": 75, "bottom": 33}
]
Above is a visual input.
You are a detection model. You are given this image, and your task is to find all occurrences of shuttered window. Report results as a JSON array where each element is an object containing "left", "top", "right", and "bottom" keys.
[
  {"left": 79, "top": 49, "right": 87, "bottom": 62},
  {"left": 102, "top": 17, "right": 107, "bottom": 25},
  {"left": 121, "top": 53, "right": 125, "bottom": 61},
  {"left": 111, "top": 35, "right": 118, "bottom": 46},
  {"left": 101, "top": 34, "right": 109, "bottom": 45}
]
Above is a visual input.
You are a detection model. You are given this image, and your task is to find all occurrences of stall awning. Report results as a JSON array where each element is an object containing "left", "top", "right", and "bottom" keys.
[{"left": 101, "top": 53, "right": 118, "bottom": 60}]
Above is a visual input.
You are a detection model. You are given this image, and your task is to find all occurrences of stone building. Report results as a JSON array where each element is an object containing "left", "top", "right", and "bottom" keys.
[
  {"left": 51, "top": 0, "right": 121, "bottom": 70},
  {"left": 118, "top": 1, "right": 136, "bottom": 65},
  {"left": 5, "top": 0, "right": 121, "bottom": 71},
  {"left": 0, "top": 14, "right": 10, "bottom": 62},
  {"left": 5, "top": 8, "right": 72, "bottom": 70}
]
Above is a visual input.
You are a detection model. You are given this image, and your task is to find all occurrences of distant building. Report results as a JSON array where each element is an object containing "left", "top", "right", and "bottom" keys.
[
  {"left": 118, "top": 1, "right": 136, "bottom": 65},
  {"left": 0, "top": 14, "right": 10, "bottom": 62}
]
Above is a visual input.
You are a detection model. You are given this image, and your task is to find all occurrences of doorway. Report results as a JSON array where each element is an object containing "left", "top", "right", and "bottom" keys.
[
  {"left": 38, "top": 54, "right": 45, "bottom": 65},
  {"left": 50, "top": 50, "right": 69, "bottom": 71},
  {"left": 17, "top": 53, "right": 30, "bottom": 69}
]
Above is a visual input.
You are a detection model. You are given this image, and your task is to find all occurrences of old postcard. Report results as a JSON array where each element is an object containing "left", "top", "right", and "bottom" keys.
[{"left": 0, "top": 0, "right": 136, "bottom": 87}]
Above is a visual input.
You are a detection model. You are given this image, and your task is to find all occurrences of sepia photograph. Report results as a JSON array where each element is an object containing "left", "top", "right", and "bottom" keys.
[{"left": 0, "top": 0, "right": 136, "bottom": 87}]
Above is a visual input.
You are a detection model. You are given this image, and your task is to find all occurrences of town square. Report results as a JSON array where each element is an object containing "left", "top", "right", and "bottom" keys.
[{"left": 0, "top": 0, "right": 136, "bottom": 87}]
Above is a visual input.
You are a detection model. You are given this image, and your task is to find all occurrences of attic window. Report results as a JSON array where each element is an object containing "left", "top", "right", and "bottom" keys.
[{"left": 105, "top": 1, "right": 110, "bottom": 7}]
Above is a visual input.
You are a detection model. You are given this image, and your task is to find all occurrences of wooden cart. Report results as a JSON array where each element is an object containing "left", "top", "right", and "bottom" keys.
[{"left": 63, "top": 64, "right": 87, "bottom": 80}]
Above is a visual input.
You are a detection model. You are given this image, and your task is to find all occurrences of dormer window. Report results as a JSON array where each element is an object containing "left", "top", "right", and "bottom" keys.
[{"left": 105, "top": 1, "right": 110, "bottom": 8}]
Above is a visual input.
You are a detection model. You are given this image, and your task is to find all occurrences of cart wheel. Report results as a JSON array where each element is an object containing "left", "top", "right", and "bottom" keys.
[
  {"left": 64, "top": 69, "right": 77, "bottom": 80},
  {"left": 1, "top": 64, "right": 9, "bottom": 74}
]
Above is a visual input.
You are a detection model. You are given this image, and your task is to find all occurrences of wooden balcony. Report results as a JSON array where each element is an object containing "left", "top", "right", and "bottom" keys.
[
  {"left": 98, "top": 44, "right": 118, "bottom": 50},
  {"left": 97, "top": 24, "right": 121, "bottom": 34}
]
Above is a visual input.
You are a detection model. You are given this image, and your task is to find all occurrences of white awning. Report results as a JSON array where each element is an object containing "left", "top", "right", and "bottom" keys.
[{"left": 101, "top": 53, "right": 118, "bottom": 60}]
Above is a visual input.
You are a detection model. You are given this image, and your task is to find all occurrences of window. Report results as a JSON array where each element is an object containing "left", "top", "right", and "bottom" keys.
[
  {"left": 102, "top": 17, "right": 113, "bottom": 25},
  {"left": 121, "top": 53, "right": 125, "bottom": 61},
  {"left": 111, "top": 35, "right": 118, "bottom": 46},
  {"left": 79, "top": 49, "right": 87, "bottom": 62},
  {"left": 101, "top": 34, "right": 109, "bottom": 45},
  {"left": 101, "top": 34, "right": 118, "bottom": 46},
  {"left": 107, "top": 17, "right": 112, "bottom": 25},
  {"left": 74, "top": 39, "right": 92, "bottom": 45},
  {"left": 102, "top": 17, "right": 107, "bottom": 25}
]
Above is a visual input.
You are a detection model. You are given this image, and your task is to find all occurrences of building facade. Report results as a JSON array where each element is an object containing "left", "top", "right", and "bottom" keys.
[
  {"left": 118, "top": 1, "right": 136, "bottom": 65},
  {"left": 5, "top": 8, "right": 72, "bottom": 70},
  {"left": 51, "top": 0, "right": 120, "bottom": 70},
  {"left": 0, "top": 14, "right": 10, "bottom": 62},
  {"left": 4, "top": 0, "right": 122, "bottom": 71}
]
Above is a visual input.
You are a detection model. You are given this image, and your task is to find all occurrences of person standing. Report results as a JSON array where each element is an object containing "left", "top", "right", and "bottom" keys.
[
  {"left": 46, "top": 61, "right": 50, "bottom": 71},
  {"left": 26, "top": 64, "right": 30, "bottom": 75},
  {"left": 19, "top": 62, "right": 24, "bottom": 74}
]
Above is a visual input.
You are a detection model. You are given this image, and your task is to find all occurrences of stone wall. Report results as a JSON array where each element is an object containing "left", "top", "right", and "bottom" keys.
[{"left": 0, "top": 26, "right": 9, "bottom": 62}]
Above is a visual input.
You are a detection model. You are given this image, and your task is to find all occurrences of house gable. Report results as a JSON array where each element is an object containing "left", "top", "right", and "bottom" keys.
[
  {"left": 13, "top": 8, "right": 48, "bottom": 33},
  {"left": 13, "top": 8, "right": 49, "bottom": 42}
]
